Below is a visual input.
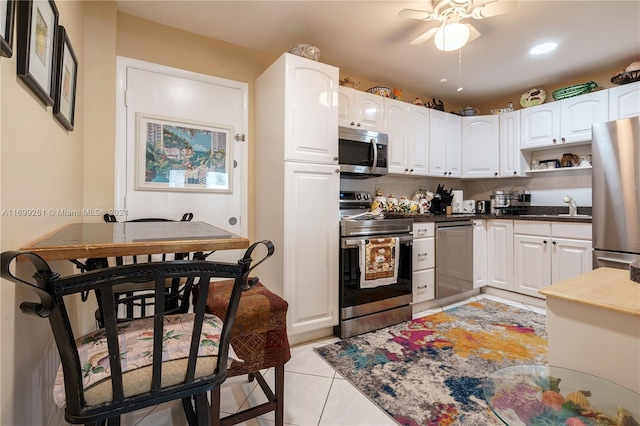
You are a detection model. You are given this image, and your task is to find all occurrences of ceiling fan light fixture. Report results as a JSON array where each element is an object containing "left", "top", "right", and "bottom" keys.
[
  {"left": 530, "top": 42, "right": 558, "bottom": 55},
  {"left": 434, "top": 22, "right": 470, "bottom": 51}
]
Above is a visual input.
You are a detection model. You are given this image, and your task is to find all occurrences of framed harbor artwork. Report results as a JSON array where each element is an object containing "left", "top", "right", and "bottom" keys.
[{"left": 136, "top": 113, "right": 233, "bottom": 193}]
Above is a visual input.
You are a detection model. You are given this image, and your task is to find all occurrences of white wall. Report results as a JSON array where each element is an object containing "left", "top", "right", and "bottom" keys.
[
  {"left": 340, "top": 171, "right": 592, "bottom": 207},
  {"left": 464, "top": 170, "right": 592, "bottom": 207}
]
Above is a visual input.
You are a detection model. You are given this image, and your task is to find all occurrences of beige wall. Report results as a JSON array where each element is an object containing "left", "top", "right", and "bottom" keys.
[{"left": 0, "top": 1, "right": 86, "bottom": 423}]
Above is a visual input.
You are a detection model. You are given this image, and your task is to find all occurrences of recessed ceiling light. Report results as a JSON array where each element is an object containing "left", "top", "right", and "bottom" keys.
[{"left": 530, "top": 42, "right": 558, "bottom": 55}]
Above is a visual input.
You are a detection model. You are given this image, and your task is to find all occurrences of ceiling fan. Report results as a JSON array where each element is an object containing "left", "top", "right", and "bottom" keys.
[{"left": 398, "top": 0, "right": 517, "bottom": 50}]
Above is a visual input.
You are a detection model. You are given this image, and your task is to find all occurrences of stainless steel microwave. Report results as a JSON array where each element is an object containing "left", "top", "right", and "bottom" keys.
[{"left": 338, "top": 126, "right": 389, "bottom": 178}]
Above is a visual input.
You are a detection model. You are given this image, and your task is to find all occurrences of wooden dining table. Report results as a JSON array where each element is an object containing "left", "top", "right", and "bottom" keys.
[{"left": 20, "top": 221, "right": 250, "bottom": 261}]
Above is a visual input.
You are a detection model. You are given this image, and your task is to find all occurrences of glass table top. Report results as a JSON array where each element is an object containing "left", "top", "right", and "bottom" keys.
[
  {"left": 483, "top": 364, "right": 640, "bottom": 425},
  {"left": 20, "top": 222, "right": 250, "bottom": 260},
  {"left": 29, "top": 222, "right": 237, "bottom": 246}
]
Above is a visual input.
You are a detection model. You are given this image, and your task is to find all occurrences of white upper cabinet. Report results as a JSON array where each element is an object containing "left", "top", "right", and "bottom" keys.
[
  {"left": 499, "top": 110, "right": 527, "bottom": 177},
  {"left": 405, "top": 105, "right": 430, "bottom": 176},
  {"left": 338, "top": 86, "right": 385, "bottom": 132},
  {"left": 429, "top": 109, "right": 461, "bottom": 177},
  {"left": 462, "top": 115, "right": 500, "bottom": 178},
  {"left": 385, "top": 98, "right": 429, "bottom": 175},
  {"left": 385, "top": 97, "right": 409, "bottom": 174},
  {"left": 281, "top": 53, "right": 339, "bottom": 164},
  {"left": 520, "top": 102, "right": 560, "bottom": 149},
  {"left": 446, "top": 113, "right": 462, "bottom": 177},
  {"left": 608, "top": 81, "right": 640, "bottom": 120},
  {"left": 429, "top": 109, "right": 447, "bottom": 176},
  {"left": 559, "top": 90, "right": 608, "bottom": 144},
  {"left": 520, "top": 91, "right": 608, "bottom": 150}
]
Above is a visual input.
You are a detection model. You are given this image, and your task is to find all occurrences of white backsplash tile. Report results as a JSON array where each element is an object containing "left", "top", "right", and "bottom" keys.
[{"left": 341, "top": 168, "right": 592, "bottom": 207}]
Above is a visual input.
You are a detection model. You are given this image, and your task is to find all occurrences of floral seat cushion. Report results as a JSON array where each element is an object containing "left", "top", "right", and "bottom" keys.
[{"left": 53, "top": 313, "right": 242, "bottom": 407}]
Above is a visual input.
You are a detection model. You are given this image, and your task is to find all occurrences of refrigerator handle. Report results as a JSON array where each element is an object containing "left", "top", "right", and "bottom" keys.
[{"left": 596, "top": 256, "right": 634, "bottom": 265}]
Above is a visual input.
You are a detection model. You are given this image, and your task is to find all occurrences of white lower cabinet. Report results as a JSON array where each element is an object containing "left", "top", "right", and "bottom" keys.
[
  {"left": 282, "top": 163, "right": 340, "bottom": 334},
  {"left": 514, "top": 227, "right": 552, "bottom": 297},
  {"left": 550, "top": 223, "right": 593, "bottom": 284},
  {"left": 473, "top": 220, "right": 488, "bottom": 288},
  {"left": 412, "top": 222, "right": 435, "bottom": 303},
  {"left": 513, "top": 221, "right": 592, "bottom": 297},
  {"left": 486, "top": 219, "right": 514, "bottom": 291}
]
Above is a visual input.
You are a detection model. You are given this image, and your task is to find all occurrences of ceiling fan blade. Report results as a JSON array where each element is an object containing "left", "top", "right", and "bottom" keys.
[
  {"left": 467, "top": 24, "right": 481, "bottom": 42},
  {"left": 398, "top": 8, "right": 436, "bottom": 20},
  {"left": 474, "top": 0, "right": 518, "bottom": 18},
  {"left": 409, "top": 27, "right": 439, "bottom": 45}
]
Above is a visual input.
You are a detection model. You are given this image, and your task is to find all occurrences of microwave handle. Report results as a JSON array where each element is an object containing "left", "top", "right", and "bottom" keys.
[{"left": 370, "top": 138, "right": 378, "bottom": 174}]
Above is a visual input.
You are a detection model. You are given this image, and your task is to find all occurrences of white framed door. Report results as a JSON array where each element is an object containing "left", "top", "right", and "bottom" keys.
[{"left": 115, "top": 57, "right": 248, "bottom": 261}]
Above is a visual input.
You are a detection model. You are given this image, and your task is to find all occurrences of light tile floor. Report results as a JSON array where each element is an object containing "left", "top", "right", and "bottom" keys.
[{"left": 125, "top": 294, "right": 545, "bottom": 426}]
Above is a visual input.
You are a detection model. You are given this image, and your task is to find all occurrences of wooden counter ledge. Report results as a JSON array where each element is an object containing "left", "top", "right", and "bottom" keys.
[{"left": 539, "top": 267, "right": 640, "bottom": 317}]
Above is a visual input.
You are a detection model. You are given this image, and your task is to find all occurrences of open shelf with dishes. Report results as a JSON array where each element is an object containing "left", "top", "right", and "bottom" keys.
[
  {"left": 521, "top": 143, "right": 592, "bottom": 175},
  {"left": 526, "top": 165, "right": 592, "bottom": 173}
]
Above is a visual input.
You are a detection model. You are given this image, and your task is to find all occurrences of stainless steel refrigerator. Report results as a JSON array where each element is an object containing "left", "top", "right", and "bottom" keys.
[{"left": 592, "top": 116, "right": 640, "bottom": 269}]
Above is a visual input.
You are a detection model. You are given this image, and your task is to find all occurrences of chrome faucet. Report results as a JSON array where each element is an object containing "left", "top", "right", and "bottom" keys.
[{"left": 563, "top": 196, "right": 577, "bottom": 216}]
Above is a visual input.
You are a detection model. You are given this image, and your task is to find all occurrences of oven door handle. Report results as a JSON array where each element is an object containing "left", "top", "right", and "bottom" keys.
[{"left": 342, "top": 235, "right": 413, "bottom": 248}]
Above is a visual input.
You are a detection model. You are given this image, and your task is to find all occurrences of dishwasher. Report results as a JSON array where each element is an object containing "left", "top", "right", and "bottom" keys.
[{"left": 436, "top": 221, "right": 474, "bottom": 299}]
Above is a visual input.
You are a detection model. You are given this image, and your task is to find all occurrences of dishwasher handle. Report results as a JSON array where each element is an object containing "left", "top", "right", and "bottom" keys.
[{"left": 436, "top": 221, "right": 473, "bottom": 230}]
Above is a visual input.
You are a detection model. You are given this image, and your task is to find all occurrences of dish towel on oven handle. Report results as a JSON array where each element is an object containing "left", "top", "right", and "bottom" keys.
[{"left": 359, "top": 237, "right": 399, "bottom": 289}]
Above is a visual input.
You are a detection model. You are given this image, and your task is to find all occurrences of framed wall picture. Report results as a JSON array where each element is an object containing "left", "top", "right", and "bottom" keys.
[
  {"left": 16, "top": 0, "right": 58, "bottom": 106},
  {"left": 136, "top": 113, "right": 234, "bottom": 193},
  {"left": 1, "top": 0, "right": 15, "bottom": 57},
  {"left": 53, "top": 26, "right": 77, "bottom": 130}
]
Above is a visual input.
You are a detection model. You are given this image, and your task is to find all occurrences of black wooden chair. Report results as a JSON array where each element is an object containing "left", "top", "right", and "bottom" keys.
[
  {"left": 0, "top": 240, "right": 274, "bottom": 426},
  {"left": 95, "top": 212, "right": 196, "bottom": 326}
]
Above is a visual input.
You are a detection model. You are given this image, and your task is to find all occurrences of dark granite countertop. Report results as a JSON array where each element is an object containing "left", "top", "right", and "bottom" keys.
[{"left": 384, "top": 206, "right": 592, "bottom": 224}]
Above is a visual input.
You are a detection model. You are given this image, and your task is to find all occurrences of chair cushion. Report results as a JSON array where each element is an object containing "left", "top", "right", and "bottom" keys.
[
  {"left": 202, "top": 281, "right": 291, "bottom": 377},
  {"left": 53, "top": 313, "right": 242, "bottom": 407}
]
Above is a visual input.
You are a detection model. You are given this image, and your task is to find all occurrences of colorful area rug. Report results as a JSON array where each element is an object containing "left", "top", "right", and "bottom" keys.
[{"left": 315, "top": 299, "right": 547, "bottom": 425}]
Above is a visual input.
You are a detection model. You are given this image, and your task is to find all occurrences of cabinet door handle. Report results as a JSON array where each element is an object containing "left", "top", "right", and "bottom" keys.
[
  {"left": 561, "top": 137, "right": 566, "bottom": 143},
  {"left": 553, "top": 139, "right": 557, "bottom": 144},
  {"left": 417, "top": 285, "right": 429, "bottom": 289},
  {"left": 350, "top": 121, "right": 355, "bottom": 126},
  {"left": 335, "top": 169, "right": 340, "bottom": 174},
  {"left": 404, "top": 168, "right": 409, "bottom": 172},
  {"left": 513, "top": 171, "right": 517, "bottom": 175},
  {"left": 552, "top": 241, "right": 557, "bottom": 245},
  {"left": 356, "top": 123, "right": 361, "bottom": 127},
  {"left": 409, "top": 169, "right": 414, "bottom": 173},
  {"left": 543, "top": 240, "right": 548, "bottom": 244},
  {"left": 334, "top": 156, "right": 339, "bottom": 161},
  {"left": 417, "top": 253, "right": 428, "bottom": 257},
  {"left": 494, "top": 172, "right": 498, "bottom": 176}
]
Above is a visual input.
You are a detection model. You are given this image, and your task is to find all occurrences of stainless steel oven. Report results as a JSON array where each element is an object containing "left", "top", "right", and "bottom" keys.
[{"left": 337, "top": 192, "right": 413, "bottom": 338}]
